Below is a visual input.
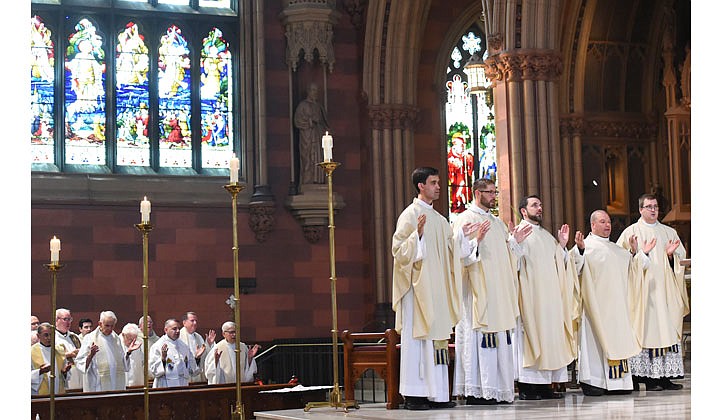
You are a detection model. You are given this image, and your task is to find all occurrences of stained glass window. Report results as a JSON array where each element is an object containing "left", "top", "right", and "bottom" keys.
[
  {"left": 158, "top": 25, "right": 192, "bottom": 168},
  {"left": 445, "top": 27, "right": 495, "bottom": 221},
  {"left": 64, "top": 18, "right": 106, "bottom": 165},
  {"left": 200, "top": 28, "right": 232, "bottom": 169},
  {"left": 116, "top": 22, "right": 150, "bottom": 167},
  {"left": 30, "top": 16, "right": 55, "bottom": 164}
]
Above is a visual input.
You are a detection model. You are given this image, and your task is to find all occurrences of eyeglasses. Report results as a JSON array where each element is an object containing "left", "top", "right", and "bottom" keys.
[
  {"left": 642, "top": 205, "right": 659, "bottom": 210},
  {"left": 224, "top": 330, "right": 237, "bottom": 335},
  {"left": 478, "top": 190, "right": 498, "bottom": 195},
  {"left": 57, "top": 317, "right": 73, "bottom": 322}
]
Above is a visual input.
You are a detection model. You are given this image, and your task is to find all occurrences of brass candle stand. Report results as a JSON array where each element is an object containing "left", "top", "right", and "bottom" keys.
[
  {"left": 134, "top": 222, "right": 153, "bottom": 420},
  {"left": 304, "top": 161, "right": 358, "bottom": 412},
  {"left": 224, "top": 182, "right": 246, "bottom": 420},
  {"left": 43, "top": 261, "right": 64, "bottom": 420}
]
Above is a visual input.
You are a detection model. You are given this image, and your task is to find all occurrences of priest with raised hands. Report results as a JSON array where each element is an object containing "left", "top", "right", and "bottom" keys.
[
  {"left": 514, "top": 195, "right": 581, "bottom": 400},
  {"left": 149, "top": 319, "right": 200, "bottom": 388},
  {"left": 392, "top": 166, "right": 480, "bottom": 411},
  {"left": 205, "top": 321, "right": 259, "bottom": 385},
  {"left": 617, "top": 193, "right": 689, "bottom": 391},
  {"left": 452, "top": 179, "right": 532, "bottom": 405},
  {"left": 570, "top": 210, "right": 644, "bottom": 396}
]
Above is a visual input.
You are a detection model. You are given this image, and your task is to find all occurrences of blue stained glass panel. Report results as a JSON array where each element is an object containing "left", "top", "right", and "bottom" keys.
[
  {"left": 158, "top": 25, "right": 192, "bottom": 168},
  {"left": 200, "top": 27, "right": 232, "bottom": 169},
  {"left": 30, "top": 16, "right": 55, "bottom": 164},
  {"left": 116, "top": 22, "right": 150, "bottom": 167},
  {"left": 64, "top": 18, "right": 106, "bottom": 165}
]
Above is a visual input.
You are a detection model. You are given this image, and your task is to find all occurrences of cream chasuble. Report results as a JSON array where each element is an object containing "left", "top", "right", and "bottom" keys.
[
  {"left": 574, "top": 234, "right": 642, "bottom": 360},
  {"left": 75, "top": 328, "right": 128, "bottom": 391},
  {"left": 617, "top": 220, "right": 688, "bottom": 349},
  {"left": 517, "top": 221, "right": 580, "bottom": 371},
  {"left": 392, "top": 198, "right": 463, "bottom": 340},
  {"left": 452, "top": 204, "right": 519, "bottom": 333},
  {"left": 205, "top": 340, "right": 256, "bottom": 384}
]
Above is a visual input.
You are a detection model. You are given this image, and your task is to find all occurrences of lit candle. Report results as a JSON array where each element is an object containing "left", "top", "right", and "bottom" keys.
[
  {"left": 322, "top": 131, "right": 333, "bottom": 162},
  {"left": 50, "top": 236, "right": 61, "bottom": 263},
  {"left": 140, "top": 196, "right": 151, "bottom": 223},
  {"left": 230, "top": 153, "right": 239, "bottom": 183}
]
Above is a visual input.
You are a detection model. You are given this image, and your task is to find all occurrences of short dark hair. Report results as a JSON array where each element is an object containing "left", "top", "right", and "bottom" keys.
[
  {"left": 472, "top": 178, "right": 494, "bottom": 194},
  {"left": 79, "top": 318, "right": 92, "bottom": 327},
  {"left": 638, "top": 193, "right": 657, "bottom": 209},
  {"left": 411, "top": 167, "right": 439, "bottom": 194},
  {"left": 182, "top": 311, "right": 197, "bottom": 321},
  {"left": 518, "top": 195, "right": 540, "bottom": 213}
]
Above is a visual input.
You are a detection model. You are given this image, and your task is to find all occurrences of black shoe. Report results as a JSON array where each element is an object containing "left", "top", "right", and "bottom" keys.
[
  {"left": 645, "top": 378, "right": 664, "bottom": 391},
  {"left": 580, "top": 382, "right": 605, "bottom": 397},
  {"left": 660, "top": 377, "right": 683, "bottom": 390},
  {"left": 518, "top": 391, "right": 542, "bottom": 400},
  {"left": 537, "top": 384, "right": 564, "bottom": 399},
  {"left": 606, "top": 389, "right": 633, "bottom": 395},
  {"left": 466, "top": 396, "right": 498, "bottom": 405},
  {"left": 632, "top": 376, "right": 640, "bottom": 391},
  {"left": 429, "top": 400, "right": 456, "bottom": 409},
  {"left": 403, "top": 396, "right": 430, "bottom": 410}
]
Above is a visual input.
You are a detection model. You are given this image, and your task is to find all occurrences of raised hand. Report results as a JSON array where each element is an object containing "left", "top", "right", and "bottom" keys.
[
  {"left": 248, "top": 344, "right": 261, "bottom": 360},
  {"left": 417, "top": 214, "right": 426, "bottom": 238},
  {"left": 214, "top": 348, "right": 222, "bottom": 366},
  {"left": 161, "top": 343, "right": 168, "bottom": 360},
  {"left": 195, "top": 343, "right": 206, "bottom": 359},
  {"left": 557, "top": 224, "right": 570, "bottom": 248},
  {"left": 475, "top": 220, "right": 491, "bottom": 242},
  {"left": 206, "top": 329, "right": 216, "bottom": 345},
  {"left": 127, "top": 338, "right": 142, "bottom": 353},
  {"left": 666, "top": 239, "right": 681, "bottom": 256},
  {"left": 574, "top": 231, "right": 585, "bottom": 250},
  {"left": 512, "top": 223, "right": 533, "bottom": 244},
  {"left": 628, "top": 234, "right": 639, "bottom": 255},
  {"left": 643, "top": 237, "right": 657, "bottom": 254}
]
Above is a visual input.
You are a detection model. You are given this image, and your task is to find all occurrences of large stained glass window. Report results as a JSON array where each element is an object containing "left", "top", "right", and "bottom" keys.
[
  {"left": 116, "top": 22, "right": 150, "bottom": 167},
  {"left": 445, "top": 26, "right": 495, "bottom": 221},
  {"left": 64, "top": 18, "right": 106, "bottom": 165},
  {"left": 200, "top": 28, "right": 232, "bottom": 169},
  {"left": 158, "top": 25, "right": 192, "bottom": 168},
  {"left": 30, "top": 16, "right": 55, "bottom": 164}
]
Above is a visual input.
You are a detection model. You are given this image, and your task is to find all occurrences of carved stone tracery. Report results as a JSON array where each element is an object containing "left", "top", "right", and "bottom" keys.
[
  {"left": 484, "top": 49, "right": 563, "bottom": 83},
  {"left": 249, "top": 201, "right": 276, "bottom": 243},
  {"left": 367, "top": 104, "right": 420, "bottom": 130},
  {"left": 280, "top": 0, "right": 340, "bottom": 72}
]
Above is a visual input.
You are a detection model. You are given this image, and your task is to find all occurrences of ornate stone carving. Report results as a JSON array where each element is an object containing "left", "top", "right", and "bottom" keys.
[
  {"left": 285, "top": 183, "right": 345, "bottom": 243},
  {"left": 279, "top": 0, "right": 341, "bottom": 72},
  {"left": 484, "top": 49, "right": 562, "bottom": 83},
  {"left": 560, "top": 117, "right": 656, "bottom": 139},
  {"left": 367, "top": 104, "right": 419, "bottom": 130},
  {"left": 303, "top": 225, "right": 323, "bottom": 243},
  {"left": 343, "top": 0, "right": 367, "bottom": 29},
  {"left": 248, "top": 201, "right": 276, "bottom": 243},
  {"left": 487, "top": 32, "right": 504, "bottom": 52}
]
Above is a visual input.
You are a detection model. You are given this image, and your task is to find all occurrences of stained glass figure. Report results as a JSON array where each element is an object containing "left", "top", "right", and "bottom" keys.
[
  {"left": 31, "top": 16, "right": 55, "bottom": 164},
  {"left": 158, "top": 24, "right": 192, "bottom": 168},
  {"left": 116, "top": 22, "right": 150, "bottom": 167},
  {"left": 200, "top": 27, "right": 232, "bottom": 169}
]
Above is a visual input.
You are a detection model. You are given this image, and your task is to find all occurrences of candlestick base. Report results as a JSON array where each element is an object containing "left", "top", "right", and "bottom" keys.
[
  {"left": 231, "top": 404, "right": 246, "bottom": 420},
  {"left": 304, "top": 388, "right": 358, "bottom": 412}
]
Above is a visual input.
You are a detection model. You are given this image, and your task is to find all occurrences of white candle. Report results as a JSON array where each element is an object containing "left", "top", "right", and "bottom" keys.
[
  {"left": 322, "top": 131, "right": 333, "bottom": 162},
  {"left": 230, "top": 153, "right": 239, "bottom": 183},
  {"left": 50, "top": 236, "right": 61, "bottom": 263},
  {"left": 140, "top": 196, "right": 151, "bottom": 223}
]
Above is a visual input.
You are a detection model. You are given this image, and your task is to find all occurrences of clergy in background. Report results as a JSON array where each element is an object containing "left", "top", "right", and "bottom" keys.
[
  {"left": 149, "top": 319, "right": 199, "bottom": 388},
  {"left": 392, "top": 166, "right": 479, "bottom": 410},
  {"left": 205, "top": 321, "right": 259, "bottom": 384},
  {"left": 121, "top": 323, "right": 145, "bottom": 387},
  {"left": 617, "top": 193, "right": 688, "bottom": 391},
  {"left": 55, "top": 308, "right": 83, "bottom": 390},
  {"left": 75, "top": 310, "right": 141, "bottom": 392},
  {"left": 571, "top": 210, "right": 643, "bottom": 396},
  {"left": 31, "top": 323, "right": 71, "bottom": 395},
  {"left": 179, "top": 311, "right": 215, "bottom": 383},
  {"left": 452, "top": 179, "right": 532, "bottom": 405},
  {"left": 514, "top": 195, "right": 581, "bottom": 400}
]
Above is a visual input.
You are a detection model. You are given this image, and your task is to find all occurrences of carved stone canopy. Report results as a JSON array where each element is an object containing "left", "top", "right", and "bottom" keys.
[
  {"left": 285, "top": 183, "right": 346, "bottom": 243},
  {"left": 279, "top": 0, "right": 341, "bottom": 72}
]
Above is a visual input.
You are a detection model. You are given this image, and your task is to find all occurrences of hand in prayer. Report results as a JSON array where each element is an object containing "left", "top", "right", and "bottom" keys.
[
  {"left": 206, "top": 329, "right": 216, "bottom": 345},
  {"left": 195, "top": 343, "right": 206, "bottom": 359},
  {"left": 512, "top": 223, "right": 533, "bottom": 244},
  {"left": 642, "top": 237, "right": 657, "bottom": 254},
  {"left": 557, "top": 224, "right": 570, "bottom": 248},
  {"left": 628, "top": 234, "right": 639, "bottom": 254},
  {"left": 39, "top": 363, "right": 51, "bottom": 375},
  {"left": 666, "top": 239, "right": 681, "bottom": 256},
  {"left": 214, "top": 348, "right": 222, "bottom": 366},
  {"left": 161, "top": 343, "right": 168, "bottom": 360},
  {"left": 474, "top": 220, "right": 491, "bottom": 242},
  {"left": 417, "top": 214, "right": 426, "bottom": 239},
  {"left": 574, "top": 231, "right": 585, "bottom": 250},
  {"left": 248, "top": 344, "right": 261, "bottom": 361}
]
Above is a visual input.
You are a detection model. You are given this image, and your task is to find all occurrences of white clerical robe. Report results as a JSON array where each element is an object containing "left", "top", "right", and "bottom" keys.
[
  {"left": 75, "top": 328, "right": 130, "bottom": 392},
  {"left": 515, "top": 221, "right": 580, "bottom": 380},
  {"left": 149, "top": 335, "right": 199, "bottom": 388},
  {"left": 122, "top": 341, "right": 145, "bottom": 387},
  {"left": 179, "top": 328, "right": 213, "bottom": 383},
  {"left": 572, "top": 234, "right": 643, "bottom": 390},
  {"left": 392, "top": 198, "right": 471, "bottom": 401},
  {"left": 451, "top": 203, "right": 519, "bottom": 402},
  {"left": 30, "top": 343, "right": 68, "bottom": 395},
  {"left": 55, "top": 330, "right": 83, "bottom": 390},
  {"left": 205, "top": 340, "right": 257, "bottom": 384}
]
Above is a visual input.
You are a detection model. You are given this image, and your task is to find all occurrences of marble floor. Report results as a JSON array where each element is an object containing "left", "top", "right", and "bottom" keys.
[{"left": 254, "top": 376, "right": 691, "bottom": 419}]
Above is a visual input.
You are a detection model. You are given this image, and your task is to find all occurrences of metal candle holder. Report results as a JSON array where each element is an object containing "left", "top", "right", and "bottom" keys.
[
  {"left": 134, "top": 222, "right": 153, "bottom": 420},
  {"left": 304, "top": 161, "right": 358, "bottom": 412},
  {"left": 224, "top": 182, "right": 246, "bottom": 420},
  {"left": 43, "top": 262, "right": 64, "bottom": 420}
]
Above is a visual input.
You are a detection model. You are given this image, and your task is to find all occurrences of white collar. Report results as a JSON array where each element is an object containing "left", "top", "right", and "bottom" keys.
[
  {"left": 468, "top": 203, "right": 490, "bottom": 215},
  {"left": 414, "top": 197, "right": 433, "bottom": 209},
  {"left": 588, "top": 232, "right": 609, "bottom": 242},
  {"left": 640, "top": 218, "right": 658, "bottom": 227}
]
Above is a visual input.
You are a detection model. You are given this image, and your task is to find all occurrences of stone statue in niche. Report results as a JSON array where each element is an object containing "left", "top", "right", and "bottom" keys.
[{"left": 294, "top": 82, "right": 329, "bottom": 186}]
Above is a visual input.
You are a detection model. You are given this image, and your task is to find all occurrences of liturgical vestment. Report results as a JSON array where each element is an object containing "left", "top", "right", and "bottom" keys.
[
  {"left": 205, "top": 339, "right": 257, "bottom": 384},
  {"left": 30, "top": 342, "right": 67, "bottom": 395}
]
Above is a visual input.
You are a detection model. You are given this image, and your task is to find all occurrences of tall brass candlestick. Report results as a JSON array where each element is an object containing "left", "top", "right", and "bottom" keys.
[
  {"left": 224, "top": 182, "right": 246, "bottom": 420},
  {"left": 304, "top": 161, "right": 358, "bottom": 412},
  {"left": 43, "top": 262, "right": 64, "bottom": 420},
  {"left": 135, "top": 222, "right": 153, "bottom": 420}
]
